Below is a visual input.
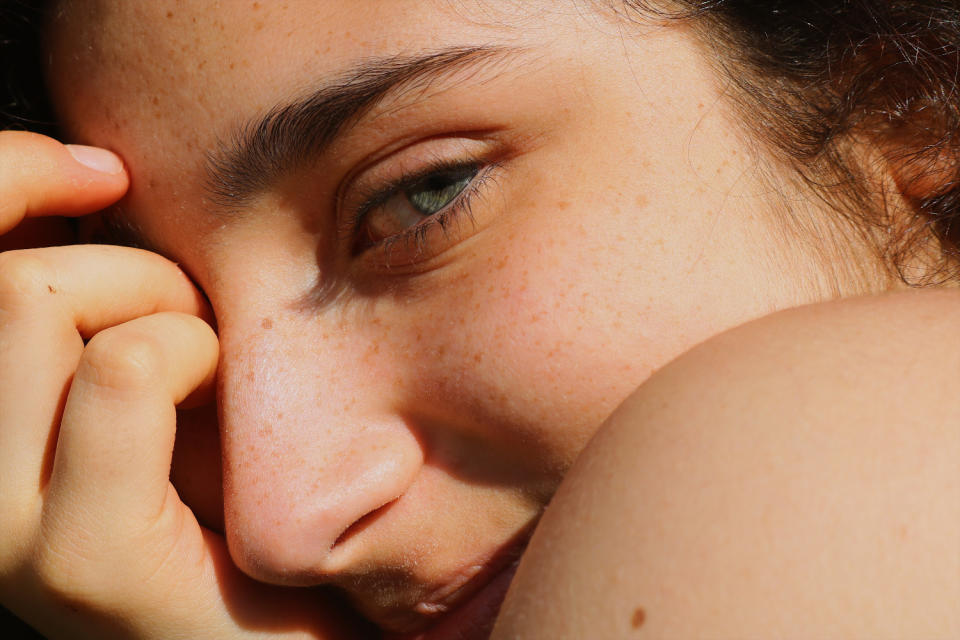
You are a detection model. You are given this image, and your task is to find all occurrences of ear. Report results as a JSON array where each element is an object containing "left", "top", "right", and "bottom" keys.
[
  {"left": 878, "top": 127, "right": 960, "bottom": 283},
  {"left": 886, "top": 142, "right": 958, "bottom": 208},
  {"left": 881, "top": 103, "right": 959, "bottom": 209}
]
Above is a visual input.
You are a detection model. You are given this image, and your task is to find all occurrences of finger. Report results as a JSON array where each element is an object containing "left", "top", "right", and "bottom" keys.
[
  {"left": 0, "top": 131, "right": 128, "bottom": 234},
  {"left": 45, "top": 312, "right": 218, "bottom": 530},
  {"left": 0, "top": 246, "right": 209, "bottom": 499}
]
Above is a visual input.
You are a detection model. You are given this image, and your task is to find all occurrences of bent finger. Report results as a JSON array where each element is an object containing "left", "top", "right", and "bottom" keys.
[
  {"left": 0, "top": 246, "right": 209, "bottom": 500},
  {"left": 45, "top": 312, "right": 219, "bottom": 532},
  {"left": 0, "top": 131, "right": 128, "bottom": 234}
]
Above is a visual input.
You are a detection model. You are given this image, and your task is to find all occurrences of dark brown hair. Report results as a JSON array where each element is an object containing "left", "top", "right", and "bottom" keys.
[{"left": 1, "top": 1, "right": 55, "bottom": 135}]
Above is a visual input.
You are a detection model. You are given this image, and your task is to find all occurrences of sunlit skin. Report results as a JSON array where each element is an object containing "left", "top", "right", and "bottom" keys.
[{"left": 39, "top": 0, "right": 896, "bottom": 634}]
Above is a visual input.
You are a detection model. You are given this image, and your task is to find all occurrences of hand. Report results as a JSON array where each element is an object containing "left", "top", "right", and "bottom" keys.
[
  {"left": 0, "top": 130, "right": 128, "bottom": 251},
  {"left": 0, "top": 132, "right": 369, "bottom": 639}
]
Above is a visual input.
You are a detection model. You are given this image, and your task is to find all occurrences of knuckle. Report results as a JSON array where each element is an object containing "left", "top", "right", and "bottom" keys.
[
  {"left": 0, "top": 129, "right": 33, "bottom": 149},
  {"left": 172, "top": 312, "right": 215, "bottom": 341},
  {"left": 33, "top": 520, "right": 134, "bottom": 608},
  {"left": 0, "top": 130, "right": 31, "bottom": 165},
  {"left": 0, "top": 131, "right": 37, "bottom": 219},
  {"left": 0, "top": 509, "right": 32, "bottom": 576},
  {"left": 33, "top": 539, "right": 98, "bottom": 605},
  {"left": 0, "top": 251, "right": 55, "bottom": 307},
  {"left": 81, "top": 329, "right": 168, "bottom": 391},
  {"left": 34, "top": 548, "right": 118, "bottom": 609}
]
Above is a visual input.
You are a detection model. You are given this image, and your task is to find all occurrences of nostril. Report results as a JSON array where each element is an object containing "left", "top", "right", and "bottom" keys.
[{"left": 333, "top": 497, "right": 400, "bottom": 548}]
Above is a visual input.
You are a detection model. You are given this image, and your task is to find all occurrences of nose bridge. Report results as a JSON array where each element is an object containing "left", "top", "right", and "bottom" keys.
[{"left": 216, "top": 312, "right": 424, "bottom": 585}]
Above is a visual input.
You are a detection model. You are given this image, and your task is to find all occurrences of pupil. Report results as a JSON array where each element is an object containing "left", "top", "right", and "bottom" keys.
[{"left": 407, "top": 168, "right": 476, "bottom": 215}]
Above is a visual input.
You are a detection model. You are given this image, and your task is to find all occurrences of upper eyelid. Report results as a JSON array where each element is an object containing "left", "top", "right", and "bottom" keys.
[
  {"left": 354, "top": 161, "right": 482, "bottom": 219},
  {"left": 335, "top": 137, "right": 497, "bottom": 226},
  {"left": 337, "top": 160, "right": 486, "bottom": 253}
]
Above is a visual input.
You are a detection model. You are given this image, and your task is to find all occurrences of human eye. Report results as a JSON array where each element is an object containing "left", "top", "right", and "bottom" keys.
[{"left": 339, "top": 139, "right": 503, "bottom": 266}]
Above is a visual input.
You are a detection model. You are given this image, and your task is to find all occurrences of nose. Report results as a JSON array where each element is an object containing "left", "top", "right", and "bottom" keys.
[{"left": 216, "top": 316, "right": 424, "bottom": 586}]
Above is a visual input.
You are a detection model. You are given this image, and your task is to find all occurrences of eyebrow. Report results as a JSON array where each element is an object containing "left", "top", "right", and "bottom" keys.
[{"left": 204, "top": 45, "right": 520, "bottom": 212}]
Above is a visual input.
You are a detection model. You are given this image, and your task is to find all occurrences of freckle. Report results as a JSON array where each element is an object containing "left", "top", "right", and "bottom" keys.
[
  {"left": 261, "top": 317, "right": 273, "bottom": 329},
  {"left": 166, "top": 10, "right": 174, "bottom": 18},
  {"left": 229, "top": 62, "right": 236, "bottom": 70},
  {"left": 631, "top": 607, "right": 646, "bottom": 629},
  {"left": 252, "top": 1, "right": 260, "bottom": 7},
  {"left": 151, "top": 95, "right": 159, "bottom": 106},
  {"left": 635, "top": 194, "right": 649, "bottom": 208}
]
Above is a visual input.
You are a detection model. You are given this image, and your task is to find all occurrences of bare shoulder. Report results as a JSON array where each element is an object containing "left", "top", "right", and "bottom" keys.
[{"left": 493, "top": 291, "right": 960, "bottom": 639}]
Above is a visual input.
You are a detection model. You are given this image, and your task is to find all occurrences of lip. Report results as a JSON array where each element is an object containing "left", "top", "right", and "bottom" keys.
[{"left": 384, "top": 530, "right": 530, "bottom": 640}]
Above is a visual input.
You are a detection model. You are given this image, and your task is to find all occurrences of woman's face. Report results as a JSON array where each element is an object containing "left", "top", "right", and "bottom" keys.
[{"left": 46, "top": 0, "right": 840, "bottom": 632}]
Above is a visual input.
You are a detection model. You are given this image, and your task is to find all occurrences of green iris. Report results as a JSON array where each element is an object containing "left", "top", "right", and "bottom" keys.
[{"left": 406, "top": 168, "right": 476, "bottom": 215}]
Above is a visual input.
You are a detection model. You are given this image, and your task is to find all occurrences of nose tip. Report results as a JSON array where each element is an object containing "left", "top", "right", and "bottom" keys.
[{"left": 223, "top": 428, "right": 424, "bottom": 586}]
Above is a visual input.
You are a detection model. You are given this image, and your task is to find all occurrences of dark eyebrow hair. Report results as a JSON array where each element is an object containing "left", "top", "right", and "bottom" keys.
[{"left": 204, "top": 45, "right": 519, "bottom": 211}]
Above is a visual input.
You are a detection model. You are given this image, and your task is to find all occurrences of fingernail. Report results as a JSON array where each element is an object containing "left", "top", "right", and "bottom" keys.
[{"left": 66, "top": 144, "right": 124, "bottom": 175}]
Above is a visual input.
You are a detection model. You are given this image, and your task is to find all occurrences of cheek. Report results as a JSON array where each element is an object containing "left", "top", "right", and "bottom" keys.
[{"left": 389, "top": 223, "right": 664, "bottom": 474}]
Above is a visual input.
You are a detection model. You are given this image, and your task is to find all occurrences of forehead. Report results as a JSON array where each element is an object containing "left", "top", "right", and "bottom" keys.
[
  {"left": 44, "top": 1, "right": 591, "bottom": 251},
  {"left": 46, "top": 0, "right": 553, "bottom": 143}
]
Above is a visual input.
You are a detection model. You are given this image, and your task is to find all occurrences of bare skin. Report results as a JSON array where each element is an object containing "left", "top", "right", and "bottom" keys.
[
  {"left": 0, "top": 131, "right": 367, "bottom": 639},
  {"left": 495, "top": 292, "right": 960, "bottom": 638},
  {"left": 0, "top": 1, "right": 956, "bottom": 638}
]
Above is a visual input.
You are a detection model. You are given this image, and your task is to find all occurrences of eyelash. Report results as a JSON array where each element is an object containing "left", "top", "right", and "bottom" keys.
[{"left": 345, "top": 158, "right": 500, "bottom": 260}]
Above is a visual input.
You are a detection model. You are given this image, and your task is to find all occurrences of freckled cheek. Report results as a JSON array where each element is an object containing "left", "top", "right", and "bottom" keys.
[{"left": 394, "top": 244, "right": 651, "bottom": 465}]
